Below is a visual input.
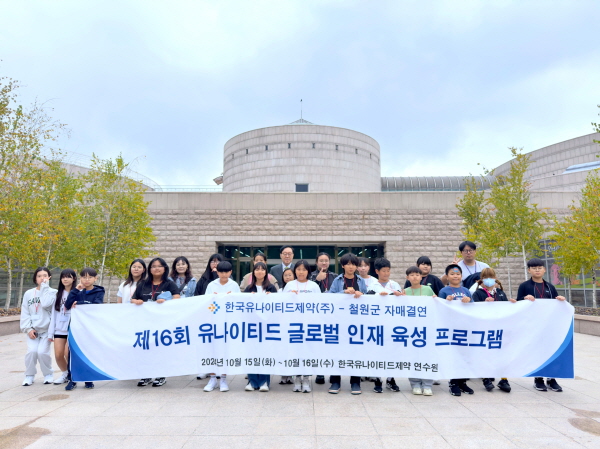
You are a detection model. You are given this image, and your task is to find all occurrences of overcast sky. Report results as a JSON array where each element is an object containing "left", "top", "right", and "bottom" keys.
[{"left": 2, "top": 0, "right": 599, "bottom": 187}]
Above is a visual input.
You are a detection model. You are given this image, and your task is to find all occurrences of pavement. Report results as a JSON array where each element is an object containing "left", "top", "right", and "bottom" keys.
[{"left": 1, "top": 332, "right": 599, "bottom": 449}]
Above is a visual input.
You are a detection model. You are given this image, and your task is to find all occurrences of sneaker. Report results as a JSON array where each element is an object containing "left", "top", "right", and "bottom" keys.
[
  {"left": 433, "top": 380, "right": 440, "bottom": 385},
  {"left": 546, "top": 378, "right": 563, "bottom": 392},
  {"left": 245, "top": 383, "right": 254, "bottom": 391},
  {"left": 483, "top": 378, "right": 495, "bottom": 392},
  {"left": 152, "top": 378, "right": 166, "bottom": 387},
  {"left": 498, "top": 379, "right": 511, "bottom": 393},
  {"left": 259, "top": 382, "right": 269, "bottom": 392},
  {"left": 137, "top": 378, "right": 152, "bottom": 387},
  {"left": 459, "top": 381, "right": 474, "bottom": 395},
  {"left": 219, "top": 378, "right": 229, "bottom": 392},
  {"left": 373, "top": 382, "right": 383, "bottom": 393},
  {"left": 328, "top": 382, "right": 341, "bottom": 394},
  {"left": 84, "top": 382, "right": 94, "bottom": 389},
  {"left": 351, "top": 383, "right": 362, "bottom": 395},
  {"left": 65, "top": 380, "right": 77, "bottom": 391},
  {"left": 197, "top": 373, "right": 207, "bottom": 380},
  {"left": 315, "top": 375, "right": 325, "bottom": 384},
  {"left": 422, "top": 388, "right": 433, "bottom": 396},
  {"left": 386, "top": 378, "right": 400, "bottom": 392},
  {"left": 302, "top": 378, "right": 311, "bottom": 393},
  {"left": 534, "top": 377, "right": 547, "bottom": 391},
  {"left": 412, "top": 387, "right": 423, "bottom": 395},
  {"left": 53, "top": 372, "right": 69, "bottom": 385},
  {"left": 22, "top": 376, "right": 34, "bottom": 386},
  {"left": 293, "top": 376, "right": 302, "bottom": 392},
  {"left": 449, "top": 383, "right": 461, "bottom": 396},
  {"left": 43, "top": 374, "right": 54, "bottom": 384},
  {"left": 204, "top": 377, "right": 218, "bottom": 392},
  {"left": 279, "top": 376, "right": 292, "bottom": 385}
]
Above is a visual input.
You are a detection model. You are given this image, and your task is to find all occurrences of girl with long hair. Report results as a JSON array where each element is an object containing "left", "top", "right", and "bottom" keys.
[
  {"left": 194, "top": 254, "right": 224, "bottom": 296},
  {"left": 169, "top": 256, "right": 197, "bottom": 297},
  {"left": 240, "top": 252, "right": 279, "bottom": 291},
  {"left": 117, "top": 259, "right": 146, "bottom": 304}
]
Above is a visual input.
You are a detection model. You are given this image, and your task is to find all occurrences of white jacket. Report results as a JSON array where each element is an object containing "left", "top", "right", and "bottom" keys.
[
  {"left": 48, "top": 290, "right": 71, "bottom": 338},
  {"left": 19, "top": 282, "right": 57, "bottom": 334}
]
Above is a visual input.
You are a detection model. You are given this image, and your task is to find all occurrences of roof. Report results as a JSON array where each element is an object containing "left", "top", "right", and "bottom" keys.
[{"left": 288, "top": 118, "right": 314, "bottom": 125}]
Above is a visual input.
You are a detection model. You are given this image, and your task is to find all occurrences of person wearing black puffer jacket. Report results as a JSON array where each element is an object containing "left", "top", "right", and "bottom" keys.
[
  {"left": 472, "top": 267, "right": 513, "bottom": 393},
  {"left": 194, "top": 254, "right": 223, "bottom": 296}
]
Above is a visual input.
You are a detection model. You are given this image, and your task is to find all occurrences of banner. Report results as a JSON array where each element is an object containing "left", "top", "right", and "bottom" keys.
[{"left": 69, "top": 294, "right": 574, "bottom": 381}]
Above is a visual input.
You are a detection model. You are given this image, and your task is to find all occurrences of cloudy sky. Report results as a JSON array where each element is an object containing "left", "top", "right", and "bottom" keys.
[{"left": 2, "top": 0, "right": 599, "bottom": 187}]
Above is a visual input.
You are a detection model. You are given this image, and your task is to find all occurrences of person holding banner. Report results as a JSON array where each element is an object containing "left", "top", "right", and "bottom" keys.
[
  {"left": 117, "top": 259, "right": 146, "bottom": 304},
  {"left": 278, "top": 267, "right": 296, "bottom": 385},
  {"left": 131, "top": 258, "right": 180, "bottom": 388},
  {"left": 194, "top": 254, "right": 224, "bottom": 296},
  {"left": 283, "top": 259, "right": 321, "bottom": 393},
  {"left": 358, "top": 257, "right": 377, "bottom": 292},
  {"left": 403, "top": 256, "right": 445, "bottom": 295},
  {"left": 240, "top": 252, "right": 279, "bottom": 291},
  {"left": 517, "top": 258, "right": 566, "bottom": 393},
  {"left": 169, "top": 256, "right": 197, "bottom": 297}
]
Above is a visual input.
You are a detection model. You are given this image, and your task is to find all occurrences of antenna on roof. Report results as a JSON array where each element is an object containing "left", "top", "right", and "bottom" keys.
[{"left": 300, "top": 99, "right": 303, "bottom": 119}]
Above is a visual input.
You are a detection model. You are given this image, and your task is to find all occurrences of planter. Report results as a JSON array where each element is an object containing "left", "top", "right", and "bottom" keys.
[
  {"left": 574, "top": 314, "right": 600, "bottom": 337},
  {"left": 0, "top": 316, "right": 21, "bottom": 337}
]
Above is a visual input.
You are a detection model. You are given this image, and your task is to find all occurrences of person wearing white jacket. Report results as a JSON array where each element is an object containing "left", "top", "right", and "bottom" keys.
[
  {"left": 48, "top": 269, "right": 77, "bottom": 384},
  {"left": 19, "top": 267, "right": 57, "bottom": 386}
]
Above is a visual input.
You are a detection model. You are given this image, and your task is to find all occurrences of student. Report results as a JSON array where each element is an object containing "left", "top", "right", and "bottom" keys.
[
  {"left": 517, "top": 258, "right": 566, "bottom": 393},
  {"left": 204, "top": 261, "right": 239, "bottom": 392},
  {"left": 278, "top": 266, "right": 295, "bottom": 385},
  {"left": 403, "top": 256, "right": 445, "bottom": 295},
  {"left": 194, "top": 254, "right": 224, "bottom": 296},
  {"left": 283, "top": 259, "right": 321, "bottom": 393},
  {"left": 357, "top": 257, "right": 377, "bottom": 292},
  {"left": 48, "top": 269, "right": 77, "bottom": 385},
  {"left": 132, "top": 258, "right": 180, "bottom": 388},
  {"left": 117, "top": 259, "right": 146, "bottom": 304},
  {"left": 270, "top": 246, "right": 295, "bottom": 285},
  {"left": 310, "top": 252, "right": 337, "bottom": 293},
  {"left": 328, "top": 253, "right": 367, "bottom": 394},
  {"left": 169, "top": 256, "right": 197, "bottom": 297},
  {"left": 404, "top": 266, "right": 436, "bottom": 297},
  {"left": 438, "top": 264, "right": 474, "bottom": 397},
  {"left": 64, "top": 267, "right": 106, "bottom": 391},
  {"left": 240, "top": 252, "right": 279, "bottom": 290},
  {"left": 20, "top": 267, "right": 57, "bottom": 387},
  {"left": 472, "top": 267, "right": 512, "bottom": 393},
  {"left": 244, "top": 262, "right": 277, "bottom": 294}
]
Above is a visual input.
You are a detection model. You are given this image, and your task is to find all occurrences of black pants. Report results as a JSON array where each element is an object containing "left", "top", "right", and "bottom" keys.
[
  {"left": 329, "top": 375, "right": 361, "bottom": 384},
  {"left": 450, "top": 378, "right": 468, "bottom": 385}
]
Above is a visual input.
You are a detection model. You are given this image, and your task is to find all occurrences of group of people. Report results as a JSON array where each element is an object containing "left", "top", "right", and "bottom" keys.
[{"left": 19, "top": 241, "right": 567, "bottom": 396}]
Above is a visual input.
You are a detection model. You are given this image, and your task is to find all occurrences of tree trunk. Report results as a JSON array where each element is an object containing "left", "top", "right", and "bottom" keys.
[
  {"left": 593, "top": 272, "right": 597, "bottom": 309},
  {"left": 107, "top": 275, "right": 113, "bottom": 303},
  {"left": 17, "top": 269, "right": 25, "bottom": 308},
  {"left": 567, "top": 277, "right": 572, "bottom": 304},
  {"left": 521, "top": 244, "right": 528, "bottom": 280},
  {"left": 45, "top": 243, "right": 52, "bottom": 267},
  {"left": 506, "top": 250, "right": 513, "bottom": 298},
  {"left": 4, "top": 258, "right": 12, "bottom": 310}
]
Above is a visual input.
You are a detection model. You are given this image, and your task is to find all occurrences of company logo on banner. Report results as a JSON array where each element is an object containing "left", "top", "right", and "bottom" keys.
[{"left": 68, "top": 294, "right": 574, "bottom": 382}]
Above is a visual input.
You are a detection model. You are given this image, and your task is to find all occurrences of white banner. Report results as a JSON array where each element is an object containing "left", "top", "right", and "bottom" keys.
[{"left": 69, "top": 294, "right": 574, "bottom": 381}]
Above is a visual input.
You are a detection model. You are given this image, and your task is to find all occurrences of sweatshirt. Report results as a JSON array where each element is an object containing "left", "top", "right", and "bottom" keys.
[
  {"left": 516, "top": 278, "right": 558, "bottom": 301},
  {"left": 65, "top": 285, "right": 105, "bottom": 310},
  {"left": 48, "top": 289, "right": 72, "bottom": 338},
  {"left": 20, "top": 282, "right": 57, "bottom": 334}
]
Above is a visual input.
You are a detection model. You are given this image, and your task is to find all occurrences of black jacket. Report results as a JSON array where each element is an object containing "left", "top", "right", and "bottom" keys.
[
  {"left": 516, "top": 278, "right": 558, "bottom": 301},
  {"left": 194, "top": 271, "right": 218, "bottom": 296},
  {"left": 472, "top": 286, "right": 509, "bottom": 302},
  {"left": 65, "top": 285, "right": 105, "bottom": 310},
  {"left": 309, "top": 270, "right": 338, "bottom": 293},
  {"left": 403, "top": 273, "right": 445, "bottom": 295}
]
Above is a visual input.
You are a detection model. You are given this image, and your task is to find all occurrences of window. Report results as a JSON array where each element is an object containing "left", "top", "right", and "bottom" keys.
[
  {"left": 355, "top": 148, "right": 358, "bottom": 154},
  {"left": 335, "top": 145, "right": 338, "bottom": 151},
  {"left": 265, "top": 145, "right": 268, "bottom": 151},
  {"left": 288, "top": 143, "right": 291, "bottom": 149},
  {"left": 246, "top": 149, "right": 248, "bottom": 154},
  {"left": 295, "top": 184, "right": 309, "bottom": 192},
  {"left": 312, "top": 143, "right": 315, "bottom": 149}
]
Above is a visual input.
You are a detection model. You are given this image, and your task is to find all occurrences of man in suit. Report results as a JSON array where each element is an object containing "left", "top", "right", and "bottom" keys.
[{"left": 269, "top": 246, "right": 294, "bottom": 285}]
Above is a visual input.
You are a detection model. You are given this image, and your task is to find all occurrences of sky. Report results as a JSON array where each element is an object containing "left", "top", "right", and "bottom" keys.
[{"left": 2, "top": 0, "right": 600, "bottom": 187}]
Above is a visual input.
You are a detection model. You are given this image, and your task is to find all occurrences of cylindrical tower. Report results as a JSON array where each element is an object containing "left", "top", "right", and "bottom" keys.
[{"left": 222, "top": 119, "right": 381, "bottom": 192}]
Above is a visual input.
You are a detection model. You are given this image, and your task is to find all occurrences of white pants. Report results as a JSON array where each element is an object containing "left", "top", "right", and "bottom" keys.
[{"left": 25, "top": 332, "right": 53, "bottom": 376}]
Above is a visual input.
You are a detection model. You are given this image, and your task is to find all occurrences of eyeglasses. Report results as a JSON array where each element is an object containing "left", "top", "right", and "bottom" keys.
[
  {"left": 461, "top": 249, "right": 475, "bottom": 254},
  {"left": 281, "top": 252, "right": 293, "bottom": 256}
]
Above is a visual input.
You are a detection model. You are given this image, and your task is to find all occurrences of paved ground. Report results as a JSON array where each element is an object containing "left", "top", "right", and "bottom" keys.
[{"left": 1, "top": 333, "right": 599, "bottom": 449}]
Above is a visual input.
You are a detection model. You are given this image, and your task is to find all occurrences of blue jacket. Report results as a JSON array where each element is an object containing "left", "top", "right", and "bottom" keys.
[
  {"left": 328, "top": 274, "right": 368, "bottom": 294},
  {"left": 169, "top": 276, "right": 197, "bottom": 298},
  {"left": 65, "top": 285, "right": 105, "bottom": 310}
]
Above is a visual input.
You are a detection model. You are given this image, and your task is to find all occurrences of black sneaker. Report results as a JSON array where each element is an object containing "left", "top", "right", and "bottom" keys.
[
  {"left": 459, "top": 381, "right": 474, "bottom": 394},
  {"left": 497, "top": 379, "right": 511, "bottom": 393},
  {"left": 449, "top": 383, "right": 461, "bottom": 396},
  {"left": 386, "top": 378, "right": 400, "bottom": 392},
  {"left": 534, "top": 377, "right": 547, "bottom": 391},
  {"left": 483, "top": 378, "right": 495, "bottom": 392},
  {"left": 65, "top": 380, "right": 77, "bottom": 391},
  {"left": 546, "top": 378, "right": 562, "bottom": 392},
  {"left": 328, "top": 382, "right": 341, "bottom": 394},
  {"left": 152, "top": 377, "right": 167, "bottom": 387},
  {"left": 315, "top": 375, "right": 325, "bottom": 385},
  {"left": 351, "top": 383, "right": 362, "bottom": 395},
  {"left": 137, "top": 378, "right": 152, "bottom": 387},
  {"left": 84, "top": 382, "right": 94, "bottom": 389},
  {"left": 373, "top": 380, "right": 383, "bottom": 393}
]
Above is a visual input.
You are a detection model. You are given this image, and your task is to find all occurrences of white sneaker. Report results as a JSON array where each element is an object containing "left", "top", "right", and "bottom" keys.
[
  {"left": 219, "top": 378, "right": 229, "bottom": 392},
  {"left": 245, "top": 383, "right": 254, "bottom": 391},
  {"left": 204, "top": 377, "right": 218, "bottom": 392},
  {"left": 259, "top": 382, "right": 269, "bottom": 392},
  {"left": 44, "top": 374, "right": 54, "bottom": 384},
  {"left": 53, "top": 371, "right": 69, "bottom": 384},
  {"left": 302, "top": 377, "right": 311, "bottom": 393},
  {"left": 293, "top": 376, "right": 302, "bottom": 392},
  {"left": 412, "top": 387, "right": 423, "bottom": 395},
  {"left": 422, "top": 388, "right": 433, "bottom": 396},
  {"left": 22, "top": 376, "right": 34, "bottom": 386}
]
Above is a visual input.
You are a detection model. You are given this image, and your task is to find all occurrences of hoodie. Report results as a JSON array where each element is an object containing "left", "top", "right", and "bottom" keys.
[
  {"left": 65, "top": 285, "right": 105, "bottom": 310},
  {"left": 20, "top": 282, "right": 57, "bottom": 334}
]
